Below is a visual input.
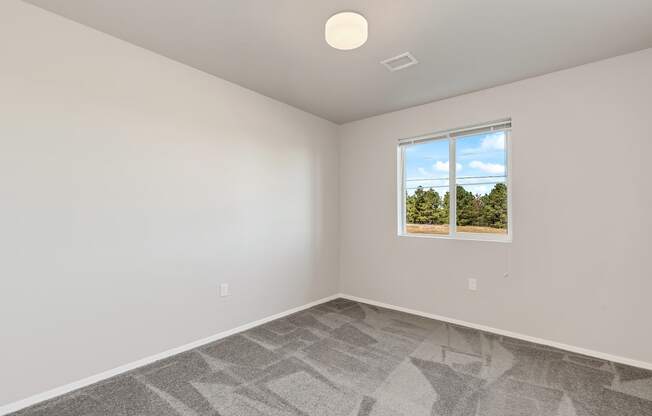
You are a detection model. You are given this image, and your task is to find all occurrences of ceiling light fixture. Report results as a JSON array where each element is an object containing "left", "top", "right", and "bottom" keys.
[{"left": 325, "top": 12, "right": 368, "bottom": 51}]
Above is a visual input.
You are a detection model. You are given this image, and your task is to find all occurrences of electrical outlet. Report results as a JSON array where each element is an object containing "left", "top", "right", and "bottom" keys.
[
  {"left": 220, "top": 283, "right": 229, "bottom": 297},
  {"left": 468, "top": 278, "right": 478, "bottom": 291}
]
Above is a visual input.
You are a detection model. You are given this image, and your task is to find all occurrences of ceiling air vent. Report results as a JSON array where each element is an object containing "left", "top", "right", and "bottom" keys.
[{"left": 381, "top": 52, "right": 418, "bottom": 72}]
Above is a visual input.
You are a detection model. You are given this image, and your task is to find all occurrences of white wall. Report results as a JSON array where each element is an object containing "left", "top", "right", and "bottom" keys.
[
  {"left": 3, "top": 0, "right": 651, "bottom": 407},
  {"left": 0, "top": 1, "right": 339, "bottom": 405},
  {"left": 340, "top": 49, "right": 652, "bottom": 364}
]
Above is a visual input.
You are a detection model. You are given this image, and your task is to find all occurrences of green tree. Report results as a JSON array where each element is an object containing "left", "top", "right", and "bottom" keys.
[
  {"left": 440, "top": 191, "right": 450, "bottom": 224},
  {"left": 406, "top": 191, "right": 417, "bottom": 223},
  {"left": 419, "top": 188, "right": 441, "bottom": 224},
  {"left": 456, "top": 186, "right": 480, "bottom": 226},
  {"left": 481, "top": 183, "right": 508, "bottom": 228},
  {"left": 407, "top": 183, "right": 507, "bottom": 229},
  {"left": 406, "top": 186, "right": 443, "bottom": 224}
]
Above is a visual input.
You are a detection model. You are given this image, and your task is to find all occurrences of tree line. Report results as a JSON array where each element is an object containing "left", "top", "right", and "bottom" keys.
[{"left": 406, "top": 183, "right": 507, "bottom": 228}]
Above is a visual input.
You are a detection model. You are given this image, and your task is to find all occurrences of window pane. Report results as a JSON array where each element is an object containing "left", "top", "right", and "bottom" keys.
[
  {"left": 403, "top": 138, "right": 451, "bottom": 235},
  {"left": 455, "top": 131, "right": 508, "bottom": 235}
]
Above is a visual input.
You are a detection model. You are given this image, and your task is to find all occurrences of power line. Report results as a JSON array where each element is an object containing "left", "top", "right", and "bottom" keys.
[
  {"left": 406, "top": 175, "right": 505, "bottom": 182},
  {"left": 406, "top": 181, "right": 505, "bottom": 191}
]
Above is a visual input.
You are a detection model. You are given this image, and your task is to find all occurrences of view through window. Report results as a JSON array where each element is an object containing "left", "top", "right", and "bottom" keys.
[{"left": 399, "top": 121, "right": 510, "bottom": 240}]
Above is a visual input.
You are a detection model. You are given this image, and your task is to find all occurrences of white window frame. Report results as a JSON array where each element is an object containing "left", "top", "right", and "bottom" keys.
[{"left": 397, "top": 119, "right": 512, "bottom": 243}]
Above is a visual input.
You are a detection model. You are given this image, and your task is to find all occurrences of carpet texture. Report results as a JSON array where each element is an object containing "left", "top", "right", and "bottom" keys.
[{"left": 12, "top": 298, "right": 652, "bottom": 415}]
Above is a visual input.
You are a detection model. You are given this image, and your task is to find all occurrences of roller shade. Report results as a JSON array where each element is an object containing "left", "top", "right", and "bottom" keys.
[{"left": 399, "top": 119, "right": 511, "bottom": 146}]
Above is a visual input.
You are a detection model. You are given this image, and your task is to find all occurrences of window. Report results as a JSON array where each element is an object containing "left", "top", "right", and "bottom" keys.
[{"left": 398, "top": 120, "right": 511, "bottom": 241}]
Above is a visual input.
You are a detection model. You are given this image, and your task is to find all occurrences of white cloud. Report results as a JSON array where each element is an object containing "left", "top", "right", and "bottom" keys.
[
  {"left": 417, "top": 167, "right": 429, "bottom": 177},
  {"left": 434, "top": 161, "right": 462, "bottom": 172},
  {"left": 469, "top": 160, "right": 505, "bottom": 174},
  {"left": 481, "top": 134, "right": 505, "bottom": 151}
]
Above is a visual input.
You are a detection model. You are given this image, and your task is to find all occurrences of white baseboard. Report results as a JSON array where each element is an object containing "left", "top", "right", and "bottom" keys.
[
  {"left": 339, "top": 293, "right": 652, "bottom": 372},
  {"left": 4, "top": 292, "right": 651, "bottom": 415},
  {"left": 0, "top": 294, "right": 340, "bottom": 416}
]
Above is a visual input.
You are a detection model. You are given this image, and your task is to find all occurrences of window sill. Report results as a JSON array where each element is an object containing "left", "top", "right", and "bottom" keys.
[{"left": 398, "top": 232, "right": 512, "bottom": 243}]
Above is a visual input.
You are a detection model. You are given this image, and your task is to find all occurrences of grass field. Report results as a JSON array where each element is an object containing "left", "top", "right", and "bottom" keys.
[{"left": 406, "top": 223, "right": 506, "bottom": 235}]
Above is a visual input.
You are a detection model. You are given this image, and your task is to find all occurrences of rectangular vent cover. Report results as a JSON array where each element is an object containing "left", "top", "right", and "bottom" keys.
[{"left": 381, "top": 52, "right": 418, "bottom": 72}]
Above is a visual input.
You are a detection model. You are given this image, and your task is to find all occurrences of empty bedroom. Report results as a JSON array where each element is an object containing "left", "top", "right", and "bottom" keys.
[{"left": 1, "top": 1, "right": 651, "bottom": 415}]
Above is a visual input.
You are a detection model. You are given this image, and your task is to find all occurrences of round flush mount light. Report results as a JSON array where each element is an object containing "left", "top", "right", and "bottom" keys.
[{"left": 325, "top": 12, "right": 368, "bottom": 50}]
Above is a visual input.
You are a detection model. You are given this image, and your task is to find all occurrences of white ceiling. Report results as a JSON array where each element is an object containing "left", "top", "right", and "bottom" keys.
[{"left": 24, "top": 0, "right": 652, "bottom": 124}]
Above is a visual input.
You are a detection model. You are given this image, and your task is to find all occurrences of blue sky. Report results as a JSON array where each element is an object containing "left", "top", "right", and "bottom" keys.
[{"left": 404, "top": 131, "right": 507, "bottom": 196}]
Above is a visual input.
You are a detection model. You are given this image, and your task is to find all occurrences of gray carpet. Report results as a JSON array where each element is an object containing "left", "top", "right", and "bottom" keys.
[{"left": 12, "top": 298, "right": 652, "bottom": 415}]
